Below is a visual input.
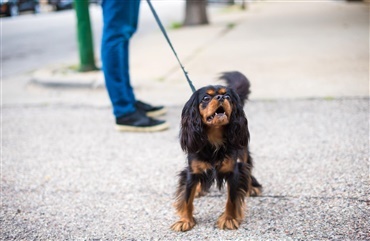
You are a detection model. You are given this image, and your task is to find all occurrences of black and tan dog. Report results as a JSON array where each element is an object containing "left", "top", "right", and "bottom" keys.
[{"left": 171, "top": 71, "right": 262, "bottom": 232}]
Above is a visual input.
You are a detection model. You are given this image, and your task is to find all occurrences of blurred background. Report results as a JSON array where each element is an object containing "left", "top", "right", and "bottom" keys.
[
  {"left": 2, "top": 0, "right": 367, "bottom": 95},
  {"left": 1, "top": 0, "right": 185, "bottom": 78}
]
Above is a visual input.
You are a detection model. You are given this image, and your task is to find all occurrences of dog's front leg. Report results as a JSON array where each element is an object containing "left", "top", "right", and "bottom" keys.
[
  {"left": 171, "top": 167, "right": 198, "bottom": 232},
  {"left": 171, "top": 160, "right": 213, "bottom": 232},
  {"left": 217, "top": 159, "right": 250, "bottom": 230}
]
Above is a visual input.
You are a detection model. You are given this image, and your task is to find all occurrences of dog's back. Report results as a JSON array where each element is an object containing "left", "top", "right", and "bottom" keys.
[{"left": 219, "top": 71, "right": 250, "bottom": 106}]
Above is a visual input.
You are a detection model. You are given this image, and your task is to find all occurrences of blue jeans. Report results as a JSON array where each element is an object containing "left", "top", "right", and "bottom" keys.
[{"left": 101, "top": 0, "right": 141, "bottom": 118}]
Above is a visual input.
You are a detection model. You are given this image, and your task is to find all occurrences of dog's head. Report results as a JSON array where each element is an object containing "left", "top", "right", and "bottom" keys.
[
  {"left": 199, "top": 86, "right": 232, "bottom": 127},
  {"left": 180, "top": 85, "right": 249, "bottom": 153}
]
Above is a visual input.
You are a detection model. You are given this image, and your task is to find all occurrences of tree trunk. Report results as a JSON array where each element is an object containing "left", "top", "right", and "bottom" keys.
[
  {"left": 241, "top": 0, "right": 246, "bottom": 10},
  {"left": 184, "top": 0, "right": 209, "bottom": 26}
]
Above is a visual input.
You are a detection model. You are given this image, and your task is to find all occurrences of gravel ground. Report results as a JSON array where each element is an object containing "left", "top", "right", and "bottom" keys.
[{"left": 1, "top": 98, "right": 369, "bottom": 240}]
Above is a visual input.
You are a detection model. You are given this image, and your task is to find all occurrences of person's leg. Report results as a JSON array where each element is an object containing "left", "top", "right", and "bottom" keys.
[
  {"left": 101, "top": 0, "right": 168, "bottom": 132},
  {"left": 101, "top": 0, "right": 140, "bottom": 118},
  {"left": 121, "top": 0, "right": 141, "bottom": 104}
]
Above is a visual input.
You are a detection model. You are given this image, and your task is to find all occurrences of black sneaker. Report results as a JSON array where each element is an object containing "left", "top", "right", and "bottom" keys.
[
  {"left": 115, "top": 110, "right": 169, "bottom": 132},
  {"left": 135, "top": 100, "right": 167, "bottom": 117}
]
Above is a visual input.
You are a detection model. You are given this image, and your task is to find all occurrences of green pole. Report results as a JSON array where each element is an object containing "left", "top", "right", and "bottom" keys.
[{"left": 74, "top": 0, "right": 97, "bottom": 72}]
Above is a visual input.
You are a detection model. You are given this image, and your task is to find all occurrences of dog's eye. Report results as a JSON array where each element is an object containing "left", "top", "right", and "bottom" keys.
[
  {"left": 224, "top": 94, "right": 230, "bottom": 100},
  {"left": 202, "top": 96, "right": 211, "bottom": 102}
]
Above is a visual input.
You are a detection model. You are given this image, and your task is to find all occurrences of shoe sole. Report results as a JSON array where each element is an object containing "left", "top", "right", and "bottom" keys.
[
  {"left": 115, "top": 122, "right": 169, "bottom": 132},
  {"left": 146, "top": 108, "right": 167, "bottom": 118}
]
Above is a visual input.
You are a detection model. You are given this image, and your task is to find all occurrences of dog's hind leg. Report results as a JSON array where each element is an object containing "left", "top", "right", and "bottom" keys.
[
  {"left": 250, "top": 175, "right": 263, "bottom": 197},
  {"left": 195, "top": 168, "right": 214, "bottom": 198},
  {"left": 240, "top": 149, "right": 262, "bottom": 197},
  {"left": 194, "top": 182, "right": 205, "bottom": 198}
]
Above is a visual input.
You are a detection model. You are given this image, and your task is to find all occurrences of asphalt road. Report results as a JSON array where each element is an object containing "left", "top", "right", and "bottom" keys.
[{"left": 1, "top": 2, "right": 184, "bottom": 78}]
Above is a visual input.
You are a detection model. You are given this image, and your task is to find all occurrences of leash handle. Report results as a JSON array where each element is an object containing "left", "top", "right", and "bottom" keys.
[{"left": 146, "top": 0, "right": 196, "bottom": 93}]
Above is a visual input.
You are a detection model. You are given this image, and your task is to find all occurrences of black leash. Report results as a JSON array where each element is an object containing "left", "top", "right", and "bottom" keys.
[{"left": 146, "top": 0, "right": 196, "bottom": 93}]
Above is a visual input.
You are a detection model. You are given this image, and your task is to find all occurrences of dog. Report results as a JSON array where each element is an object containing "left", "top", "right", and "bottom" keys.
[{"left": 171, "top": 71, "right": 262, "bottom": 232}]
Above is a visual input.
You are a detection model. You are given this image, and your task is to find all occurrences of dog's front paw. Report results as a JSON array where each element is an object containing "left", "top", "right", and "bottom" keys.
[
  {"left": 171, "top": 218, "right": 196, "bottom": 232},
  {"left": 217, "top": 213, "right": 240, "bottom": 230}
]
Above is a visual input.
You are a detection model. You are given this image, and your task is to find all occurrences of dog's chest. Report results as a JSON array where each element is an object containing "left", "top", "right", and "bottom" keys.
[
  {"left": 207, "top": 127, "right": 225, "bottom": 150},
  {"left": 197, "top": 144, "right": 229, "bottom": 166}
]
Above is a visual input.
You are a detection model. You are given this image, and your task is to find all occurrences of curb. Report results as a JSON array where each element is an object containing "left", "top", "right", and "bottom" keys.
[{"left": 31, "top": 65, "right": 106, "bottom": 89}]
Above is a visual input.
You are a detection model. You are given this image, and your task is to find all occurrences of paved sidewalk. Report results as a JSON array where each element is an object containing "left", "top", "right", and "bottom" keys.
[
  {"left": 2, "top": 98, "right": 368, "bottom": 240},
  {"left": 2, "top": 1, "right": 369, "bottom": 240},
  {"left": 25, "top": 1, "right": 368, "bottom": 105}
]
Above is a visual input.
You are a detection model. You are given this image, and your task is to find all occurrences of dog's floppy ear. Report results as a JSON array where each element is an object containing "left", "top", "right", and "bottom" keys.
[
  {"left": 180, "top": 91, "right": 206, "bottom": 153},
  {"left": 226, "top": 89, "right": 250, "bottom": 148}
]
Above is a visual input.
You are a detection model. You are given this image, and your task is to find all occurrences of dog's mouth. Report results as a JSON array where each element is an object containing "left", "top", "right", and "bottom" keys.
[{"left": 206, "top": 106, "right": 227, "bottom": 122}]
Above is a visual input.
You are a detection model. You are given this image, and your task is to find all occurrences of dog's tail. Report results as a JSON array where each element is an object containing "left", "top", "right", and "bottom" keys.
[{"left": 219, "top": 71, "right": 251, "bottom": 106}]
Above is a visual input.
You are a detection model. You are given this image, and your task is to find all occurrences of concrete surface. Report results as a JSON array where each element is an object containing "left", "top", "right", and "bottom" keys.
[
  {"left": 1, "top": 99, "right": 368, "bottom": 240},
  {"left": 1, "top": 1, "right": 369, "bottom": 240}
]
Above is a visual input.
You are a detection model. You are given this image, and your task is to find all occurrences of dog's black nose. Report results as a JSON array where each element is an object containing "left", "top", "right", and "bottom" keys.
[{"left": 215, "top": 95, "right": 224, "bottom": 102}]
